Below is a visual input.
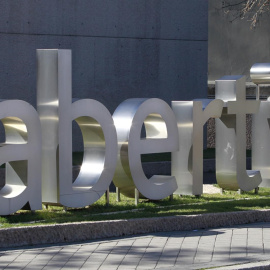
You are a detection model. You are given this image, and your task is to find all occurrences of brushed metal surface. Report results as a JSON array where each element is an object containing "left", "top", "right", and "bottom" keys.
[
  {"left": 113, "top": 98, "right": 178, "bottom": 200},
  {"left": 0, "top": 100, "right": 41, "bottom": 215},
  {"left": 215, "top": 75, "right": 261, "bottom": 191},
  {"left": 250, "top": 64, "right": 270, "bottom": 188},
  {"left": 37, "top": 49, "right": 117, "bottom": 207},
  {"left": 172, "top": 99, "right": 223, "bottom": 195},
  {"left": 250, "top": 63, "right": 270, "bottom": 84},
  {"left": 252, "top": 99, "right": 270, "bottom": 187}
]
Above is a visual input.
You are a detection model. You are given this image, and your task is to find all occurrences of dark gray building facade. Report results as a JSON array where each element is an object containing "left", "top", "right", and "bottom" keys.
[{"left": 0, "top": 1, "right": 208, "bottom": 110}]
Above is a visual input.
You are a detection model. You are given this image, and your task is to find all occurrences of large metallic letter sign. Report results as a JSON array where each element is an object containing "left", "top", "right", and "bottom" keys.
[
  {"left": 215, "top": 76, "right": 261, "bottom": 191},
  {"left": 113, "top": 98, "right": 178, "bottom": 200},
  {"left": 172, "top": 99, "right": 223, "bottom": 195},
  {"left": 61, "top": 99, "right": 117, "bottom": 207},
  {"left": 0, "top": 100, "right": 41, "bottom": 215},
  {"left": 250, "top": 63, "right": 270, "bottom": 187},
  {"left": 252, "top": 100, "right": 270, "bottom": 187},
  {"left": 37, "top": 49, "right": 117, "bottom": 207}
]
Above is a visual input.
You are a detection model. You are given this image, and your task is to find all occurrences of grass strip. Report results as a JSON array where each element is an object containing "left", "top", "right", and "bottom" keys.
[{"left": 0, "top": 187, "right": 269, "bottom": 229}]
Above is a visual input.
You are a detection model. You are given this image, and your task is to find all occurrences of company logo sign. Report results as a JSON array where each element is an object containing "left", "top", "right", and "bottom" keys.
[{"left": 0, "top": 50, "right": 265, "bottom": 215}]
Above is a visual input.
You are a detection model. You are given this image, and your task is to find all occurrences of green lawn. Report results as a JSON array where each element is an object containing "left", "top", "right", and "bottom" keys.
[
  {"left": 0, "top": 149, "right": 257, "bottom": 228},
  {"left": 1, "top": 187, "right": 269, "bottom": 228}
]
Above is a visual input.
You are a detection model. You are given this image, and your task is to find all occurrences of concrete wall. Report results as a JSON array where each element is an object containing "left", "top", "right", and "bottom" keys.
[
  {"left": 0, "top": 1, "right": 208, "bottom": 150},
  {"left": 209, "top": 0, "right": 270, "bottom": 82},
  {"left": 0, "top": 1, "right": 208, "bottom": 110}
]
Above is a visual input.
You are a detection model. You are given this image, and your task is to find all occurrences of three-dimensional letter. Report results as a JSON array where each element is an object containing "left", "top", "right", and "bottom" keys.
[
  {"left": 113, "top": 98, "right": 179, "bottom": 200},
  {"left": 215, "top": 76, "right": 261, "bottom": 191}
]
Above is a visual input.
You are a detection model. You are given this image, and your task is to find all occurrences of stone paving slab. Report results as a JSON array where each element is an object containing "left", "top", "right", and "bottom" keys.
[{"left": 1, "top": 222, "right": 270, "bottom": 269}]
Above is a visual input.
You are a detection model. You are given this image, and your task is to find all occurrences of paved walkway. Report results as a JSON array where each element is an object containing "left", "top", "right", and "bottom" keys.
[{"left": 1, "top": 222, "right": 270, "bottom": 269}]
